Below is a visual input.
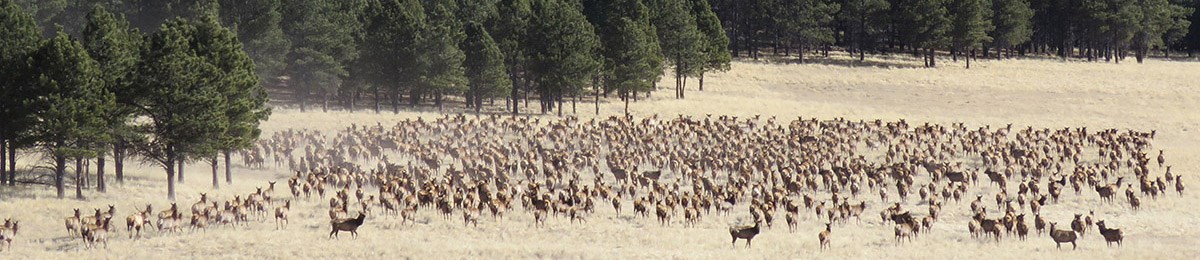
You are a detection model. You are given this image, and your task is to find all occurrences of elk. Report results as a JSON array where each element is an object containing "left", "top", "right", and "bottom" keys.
[
  {"left": 126, "top": 204, "right": 152, "bottom": 239},
  {"left": 275, "top": 200, "right": 291, "bottom": 229},
  {"left": 1070, "top": 214, "right": 1086, "bottom": 237},
  {"left": 729, "top": 220, "right": 761, "bottom": 248},
  {"left": 818, "top": 223, "right": 832, "bottom": 250},
  {"left": 1048, "top": 222, "right": 1078, "bottom": 250},
  {"left": 330, "top": 212, "right": 367, "bottom": 239},
  {"left": 895, "top": 222, "right": 917, "bottom": 244},
  {"left": 1096, "top": 221, "right": 1123, "bottom": 247},
  {"left": 65, "top": 209, "right": 82, "bottom": 237},
  {"left": 82, "top": 217, "right": 112, "bottom": 249}
]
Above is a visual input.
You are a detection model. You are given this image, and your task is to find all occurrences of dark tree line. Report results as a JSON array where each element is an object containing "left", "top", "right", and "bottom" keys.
[
  {"left": 712, "top": 0, "right": 1197, "bottom": 66},
  {"left": 1, "top": 0, "right": 269, "bottom": 200},
  {"left": 9, "top": 0, "right": 733, "bottom": 116}
]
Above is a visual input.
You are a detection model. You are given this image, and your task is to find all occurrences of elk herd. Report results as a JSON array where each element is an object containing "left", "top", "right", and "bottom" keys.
[{"left": 0, "top": 113, "right": 1188, "bottom": 252}]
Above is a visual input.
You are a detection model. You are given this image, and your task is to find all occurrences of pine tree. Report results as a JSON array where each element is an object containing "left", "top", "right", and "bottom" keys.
[
  {"left": 838, "top": 0, "right": 890, "bottom": 61},
  {"left": 606, "top": 17, "right": 659, "bottom": 115},
  {"left": 989, "top": 0, "right": 1033, "bottom": 58},
  {"left": 689, "top": 0, "right": 729, "bottom": 91},
  {"left": 491, "top": 0, "right": 532, "bottom": 114},
  {"left": 1132, "top": 0, "right": 1192, "bottom": 63},
  {"left": 418, "top": 0, "right": 468, "bottom": 110},
  {"left": 776, "top": 0, "right": 840, "bottom": 63},
  {"left": 458, "top": 0, "right": 499, "bottom": 25},
  {"left": 131, "top": 19, "right": 228, "bottom": 200},
  {"left": 124, "top": 0, "right": 195, "bottom": 32},
  {"left": 949, "top": 0, "right": 993, "bottom": 68},
  {"left": 0, "top": 0, "right": 42, "bottom": 186},
  {"left": 589, "top": 0, "right": 660, "bottom": 100},
  {"left": 24, "top": 30, "right": 115, "bottom": 199},
  {"left": 81, "top": 4, "right": 142, "bottom": 189},
  {"left": 1182, "top": 1, "right": 1200, "bottom": 56},
  {"left": 647, "top": 0, "right": 705, "bottom": 99},
  {"left": 192, "top": 11, "right": 271, "bottom": 188},
  {"left": 359, "top": 0, "right": 426, "bottom": 114},
  {"left": 220, "top": 0, "right": 291, "bottom": 85},
  {"left": 528, "top": 0, "right": 601, "bottom": 115},
  {"left": 281, "top": 0, "right": 359, "bottom": 111},
  {"left": 462, "top": 22, "right": 512, "bottom": 112},
  {"left": 894, "top": 0, "right": 950, "bottom": 67}
]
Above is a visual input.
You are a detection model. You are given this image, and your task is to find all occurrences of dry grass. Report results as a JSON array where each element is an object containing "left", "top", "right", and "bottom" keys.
[{"left": 2, "top": 53, "right": 1199, "bottom": 258}]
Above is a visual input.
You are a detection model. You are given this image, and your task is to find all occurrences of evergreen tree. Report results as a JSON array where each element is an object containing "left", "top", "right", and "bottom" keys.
[
  {"left": 24, "top": 30, "right": 114, "bottom": 199},
  {"left": 1132, "top": 0, "right": 1192, "bottom": 62},
  {"left": 220, "top": 0, "right": 291, "bottom": 85},
  {"left": 359, "top": 0, "right": 425, "bottom": 113},
  {"left": 124, "top": 0, "right": 194, "bottom": 32},
  {"left": 528, "top": 0, "right": 601, "bottom": 115},
  {"left": 462, "top": 22, "right": 512, "bottom": 112},
  {"left": 1181, "top": 1, "right": 1200, "bottom": 55},
  {"left": 989, "top": 0, "right": 1033, "bottom": 58},
  {"left": 948, "top": 0, "right": 993, "bottom": 68},
  {"left": 458, "top": 0, "right": 499, "bottom": 24},
  {"left": 0, "top": 0, "right": 42, "bottom": 186},
  {"left": 606, "top": 17, "right": 659, "bottom": 115},
  {"left": 192, "top": 11, "right": 271, "bottom": 188},
  {"left": 894, "top": 0, "right": 950, "bottom": 67},
  {"left": 583, "top": 0, "right": 657, "bottom": 113},
  {"left": 776, "top": 0, "right": 839, "bottom": 63},
  {"left": 647, "top": 0, "right": 704, "bottom": 99},
  {"left": 418, "top": 0, "right": 468, "bottom": 110},
  {"left": 81, "top": 4, "right": 142, "bottom": 188},
  {"left": 689, "top": 0, "right": 729, "bottom": 91},
  {"left": 838, "top": 0, "right": 890, "bottom": 61},
  {"left": 131, "top": 19, "right": 228, "bottom": 200},
  {"left": 490, "top": 0, "right": 532, "bottom": 114},
  {"left": 281, "top": 0, "right": 360, "bottom": 111}
]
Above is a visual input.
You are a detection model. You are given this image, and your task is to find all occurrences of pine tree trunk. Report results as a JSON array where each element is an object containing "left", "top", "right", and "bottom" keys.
[
  {"left": 97, "top": 154, "right": 106, "bottom": 192},
  {"left": 681, "top": 75, "right": 687, "bottom": 99},
  {"left": 211, "top": 156, "right": 219, "bottom": 190},
  {"left": 594, "top": 77, "right": 600, "bottom": 115},
  {"left": 929, "top": 48, "right": 937, "bottom": 67},
  {"left": 374, "top": 87, "right": 381, "bottom": 114},
  {"left": 966, "top": 49, "right": 972, "bottom": 69},
  {"left": 322, "top": 93, "right": 329, "bottom": 112},
  {"left": 55, "top": 155, "right": 66, "bottom": 199},
  {"left": 1, "top": 138, "right": 6, "bottom": 186},
  {"left": 81, "top": 158, "right": 88, "bottom": 188},
  {"left": 511, "top": 72, "right": 520, "bottom": 115},
  {"left": 167, "top": 158, "right": 176, "bottom": 201},
  {"left": 798, "top": 46, "right": 805, "bottom": 64},
  {"left": 224, "top": 150, "right": 232, "bottom": 184},
  {"left": 114, "top": 141, "right": 124, "bottom": 184},
  {"left": 410, "top": 88, "right": 420, "bottom": 108},
  {"left": 178, "top": 159, "right": 185, "bottom": 183},
  {"left": 299, "top": 89, "right": 306, "bottom": 112},
  {"left": 7, "top": 146, "right": 14, "bottom": 186},
  {"left": 623, "top": 91, "right": 630, "bottom": 116},
  {"left": 349, "top": 90, "right": 358, "bottom": 112},
  {"left": 699, "top": 72, "right": 705, "bottom": 91},
  {"left": 523, "top": 77, "right": 531, "bottom": 109},
  {"left": 75, "top": 158, "right": 84, "bottom": 200}
]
